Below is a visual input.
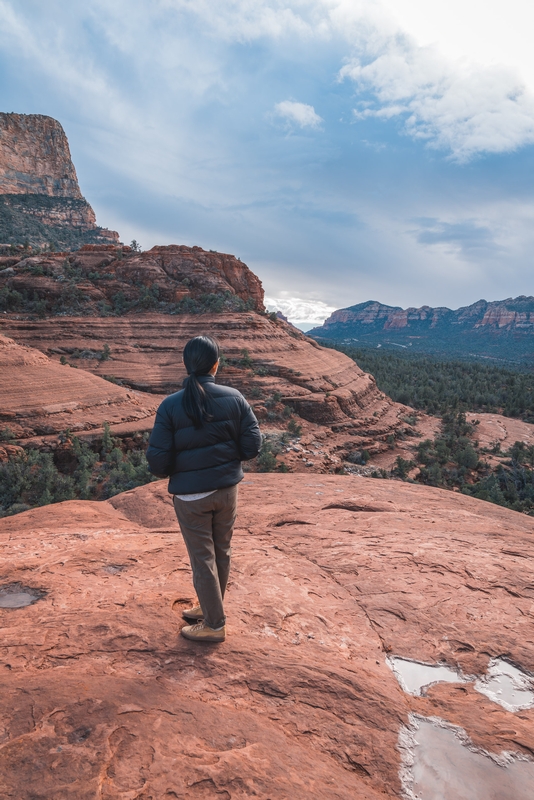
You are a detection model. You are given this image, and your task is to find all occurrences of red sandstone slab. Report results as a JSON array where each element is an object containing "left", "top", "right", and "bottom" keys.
[
  {"left": 0, "top": 334, "right": 159, "bottom": 441},
  {"left": 0, "top": 475, "right": 532, "bottom": 797}
]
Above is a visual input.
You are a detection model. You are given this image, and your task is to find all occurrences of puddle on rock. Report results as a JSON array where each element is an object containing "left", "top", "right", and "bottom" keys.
[
  {"left": 400, "top": 716, "right": 534, "bottom": 800},
  {"left": 389, "top": 655, "right": 534, "bottom": 712},
  {"left": 388, "top": 657, "right": 467, "bottom": 696},
  {"left": 475, "top": 658, "right": 534, "bottom": 712},
  {"left": 0, "top": 584, "right": 45, "bottom": 608}
]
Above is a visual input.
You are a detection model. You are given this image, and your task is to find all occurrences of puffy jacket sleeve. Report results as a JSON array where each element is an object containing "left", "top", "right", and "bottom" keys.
[
  {"left": 146, "top": 401, "right": 175, "bottom": 477},
  {"left": 238, "top": 397, "right": 262, "bottom": 460}
]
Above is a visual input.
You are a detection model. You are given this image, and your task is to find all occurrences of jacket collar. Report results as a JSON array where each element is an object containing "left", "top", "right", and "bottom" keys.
[{"left": 195, "top": 374, "right": 215, "bottom": 384}]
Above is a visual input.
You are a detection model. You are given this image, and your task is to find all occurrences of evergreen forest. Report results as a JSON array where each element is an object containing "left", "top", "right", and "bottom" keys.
[
  {"left": 328, "top": 344, "right": 534, "bottom": 515},
  {"left": 0, "top": 425, "right": 157, "bottom": 518},
  {"left": 326, "top": 344, "right": 534, "bottom": 421}
]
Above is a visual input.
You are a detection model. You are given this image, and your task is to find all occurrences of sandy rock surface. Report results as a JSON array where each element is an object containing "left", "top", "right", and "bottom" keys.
[
  {"left": 0, "top": 334, "right": 159, "bottom": 443},
  {"left": 0, "top": 474, "right": 532, "bottom": 798},
  {"left": 466, "top": 411, "right": 534, "bottom": 451}
]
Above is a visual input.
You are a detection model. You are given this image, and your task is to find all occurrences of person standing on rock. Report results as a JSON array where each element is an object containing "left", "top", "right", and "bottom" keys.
[{"left": 146, "top": 335, "right": 261, "bottom": 643}]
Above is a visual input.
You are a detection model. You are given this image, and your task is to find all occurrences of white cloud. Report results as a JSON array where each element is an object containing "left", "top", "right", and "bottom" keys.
[
  {"left": 273, "top": 100, "right": 323, "bottom": 129},
  {"left": 158, "top": 0, "right": 384, "bottom": 43},
  {"left": 265, "top": 295, "right": 336, "bottom": 324},
  {"left": 378, "top": 0, "right": 534, "bottom": 91},
  {"left": 159, "top": 0, "right": 318, "bottom": 41},
  {"left": 341, "top": 37, "right": 534, "bottom": 161},
  {"left": 2, "top": 0, "right": 534, "bottom": 310},
  {"left": 161, "top": 0, "right": 534, "bottom": 159},
  {"left": 4, "top": 0, "right": 534, "bottom": 162}
]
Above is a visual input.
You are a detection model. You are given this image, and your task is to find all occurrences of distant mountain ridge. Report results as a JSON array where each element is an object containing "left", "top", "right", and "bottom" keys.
[{"left": 308, "top": 297, "right": 534, "bottom": 364}]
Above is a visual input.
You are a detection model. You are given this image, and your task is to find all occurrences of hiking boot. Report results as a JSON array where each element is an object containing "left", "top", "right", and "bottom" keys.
[
  {"left": 180, "top": 621, "right": 226, "bottom": 642},
  {"left": 182, "top": 605, "right": 203, "bottom": 621}
]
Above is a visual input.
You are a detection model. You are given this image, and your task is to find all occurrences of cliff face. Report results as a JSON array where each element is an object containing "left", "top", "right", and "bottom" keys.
[
  {"left": 148, "top": 245, "right": 265, "bottom": 311},
  {"left": 0, "top": 113, "right": 119, "bottom": 248},
  {"left": 319, "top": 298, "right": 534, "bottom": 332},
  {"left": 310, "top": 298, "right": 534, "bottom": 362},
  {"left": 0, "top": 113, "right": 83, "bottom": 197}
]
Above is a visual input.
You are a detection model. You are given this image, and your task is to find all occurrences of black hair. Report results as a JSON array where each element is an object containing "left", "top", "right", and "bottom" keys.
[{"left": 182, "top": 335, "right": 220, "bottom": 428}]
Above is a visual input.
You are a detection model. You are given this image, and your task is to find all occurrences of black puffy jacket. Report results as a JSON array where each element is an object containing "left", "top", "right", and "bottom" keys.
[{"left": 146, "top": 375, "right": 262, "bottom": 494}]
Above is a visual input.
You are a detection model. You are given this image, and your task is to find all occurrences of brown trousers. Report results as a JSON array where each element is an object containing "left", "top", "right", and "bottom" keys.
[{"left": 173, "top": 485, "right": 238, "bottom": 629}]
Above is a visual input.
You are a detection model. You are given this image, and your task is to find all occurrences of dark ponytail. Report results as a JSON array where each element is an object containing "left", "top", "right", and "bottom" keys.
[{"left": 182, "top": 335, "right": 220, "bottom": 428}]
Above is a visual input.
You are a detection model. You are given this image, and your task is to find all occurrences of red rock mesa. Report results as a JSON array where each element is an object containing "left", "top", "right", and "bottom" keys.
[{"left": 0, "top": 113, "right": 119, "bottom": 248}]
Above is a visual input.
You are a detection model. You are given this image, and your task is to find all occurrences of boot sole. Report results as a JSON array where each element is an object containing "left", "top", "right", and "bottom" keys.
[{"left": 180, "top": 627, "right": 225, "bottom": 643}]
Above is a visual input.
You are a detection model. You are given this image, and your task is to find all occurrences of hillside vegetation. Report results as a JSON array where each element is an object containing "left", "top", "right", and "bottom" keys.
[
  {"left": 325, "top": 344, "right": 534, "bottom": 515},
  {"left": 0, "top": 243, "right": 263, "bottom": 318},
  {"left": 0, "top": 195, "right": 116, "bottom": 250},
  {"left": 0, "top": 425, "right": 157, "bottom": 518},
  {"left": 412, "top": 411, "right": 534, "bottom": 516},
  {"left": 326, "top": 344, "right": 534, "bottom": 422}
]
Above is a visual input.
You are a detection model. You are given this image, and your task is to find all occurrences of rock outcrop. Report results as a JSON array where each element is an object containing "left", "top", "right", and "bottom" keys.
[
  {"left": 309, "top": 298, "right": 534, "bottom": 363},
  {"left": 0, "top": 246, "right": 411, "bottom": 460},
  {"left": 0, "top": 243, "right": 264, "bottom": 316},
  {"left": 0, "top": 474, "right": 532, "bottom": 798},
  {"left": 0, "top": 113, "right": 83, "bottom": 197},
  {"left": 0, "top": 113, "right": 119, "bottom": 248},
  {"left": 0, "top": 334, "right": 160, "bottom": 445},
  {"left": 465, "top": 411, "right": 534, "bottom": 453}
]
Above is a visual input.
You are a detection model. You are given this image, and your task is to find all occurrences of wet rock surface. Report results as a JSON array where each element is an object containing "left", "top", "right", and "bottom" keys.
[
  {"left": 0, "top": 582, "right": 45, "bottom": 608},
  {"left": 475, "top": 659, "right": 534, "bottom": 712},
  {"left": 388, "top": 657, "right": 468, "bottom": 696},
  {"left": 389, "top": 655, "right": 534, "bottom": 711},
  {"left": 0, "top": 474, "right": 533, "bottom": 798},
  {"left": 403, "top": 716, "right": 534, "bottom": 800}
]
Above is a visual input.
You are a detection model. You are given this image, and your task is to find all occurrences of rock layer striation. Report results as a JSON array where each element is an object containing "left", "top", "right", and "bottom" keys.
[
  {"left": 0, "top": 334, "right": 160, "bottom": 446},
  {"left": 0, "top": 246, "right": 411, "bottom": 459}
]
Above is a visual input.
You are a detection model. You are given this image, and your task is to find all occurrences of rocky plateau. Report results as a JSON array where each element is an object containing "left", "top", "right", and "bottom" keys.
[{"left": 0, "top": 474, "right": 533, "bottom": 798}]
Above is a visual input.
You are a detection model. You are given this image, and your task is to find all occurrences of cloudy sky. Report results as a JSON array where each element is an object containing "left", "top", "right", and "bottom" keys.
[{"left": 2, "top": 0, "right": 534, "bottom": 327}]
